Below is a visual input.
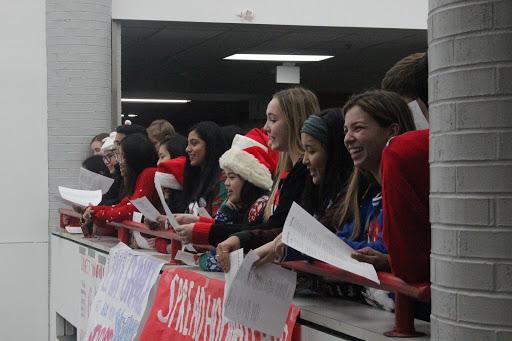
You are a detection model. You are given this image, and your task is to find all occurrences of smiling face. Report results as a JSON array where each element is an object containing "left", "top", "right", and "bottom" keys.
[
  {"left": 185, "top": 130, "right": 206, "bottom": 167},
  {"left": 117, "top": 147, "right": 128, "bottom": 178},
  {"left": 102, "top": 150, "right": 117, "bottom": 173},
  {"left": 157, "top": 144, "right": 171, "bottom": 165},
  {"left": 301, "top": 133, "right": 327, "bottom": 185},
  {"left": 343, "top": 105, "right": 398, "bottom": 177},
  {"left": 263, "top": 98, "right": 289, "bottom": 152},
  {"left": 224, "top": 168, "right": 245, "bottom": 204}
]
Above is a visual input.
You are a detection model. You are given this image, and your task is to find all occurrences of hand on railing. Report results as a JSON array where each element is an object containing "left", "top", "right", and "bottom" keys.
[{"left": 351, "top": 247, "right": 390, "bottom": 272}]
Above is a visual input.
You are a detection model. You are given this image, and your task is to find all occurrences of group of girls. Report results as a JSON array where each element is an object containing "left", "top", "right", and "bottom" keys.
[{"left": 78, "top": 85, "right": 426, "bottom": 314}]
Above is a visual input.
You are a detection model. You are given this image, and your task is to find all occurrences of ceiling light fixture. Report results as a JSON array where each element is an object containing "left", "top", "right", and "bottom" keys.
[
  {"left": 127, "top": 114, "right": 138, "bottom": 118},
  {"left": 224, "top": 54, "right": 333, "bottom": 62},
  {"left": 121, "top": 98, "right": 191, "bottom": 103}
]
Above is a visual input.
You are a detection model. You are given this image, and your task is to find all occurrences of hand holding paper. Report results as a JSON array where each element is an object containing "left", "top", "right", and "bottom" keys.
[
  {"left": 130, "top": 196, "right": 161, "bottom": 222},
  {"left": 223, "top": 250, "right": 297, "bottom": 337},
  {"left": 282, "top": 202, "right": 380, "bottom": 284}
]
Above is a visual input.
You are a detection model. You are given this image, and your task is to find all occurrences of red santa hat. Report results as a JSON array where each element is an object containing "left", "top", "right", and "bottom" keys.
[
  {"left": 154, "top": 156, "right": 186, "bottom": 190},
  {"left": 219, "top": 128, "right": 278, "bottom": 190}
]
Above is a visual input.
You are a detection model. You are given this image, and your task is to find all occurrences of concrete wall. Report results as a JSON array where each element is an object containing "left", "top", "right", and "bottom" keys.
[
  {"left": 0, "top": 1, "right": 49, "bottom": 339},
  {"left": 429, "top": 0, "right": 512, "bottom": 339},
  {"left": 47, "top": 0, "right": 113, "bottom": 227},
  {"left": 112, "top": 0, "right": 428, "bottom": 29}
]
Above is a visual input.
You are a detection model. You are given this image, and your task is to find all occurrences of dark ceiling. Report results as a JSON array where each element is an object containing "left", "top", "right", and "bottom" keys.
[{"left": 120, "top": 20, "right": 427, "bottom": 130}]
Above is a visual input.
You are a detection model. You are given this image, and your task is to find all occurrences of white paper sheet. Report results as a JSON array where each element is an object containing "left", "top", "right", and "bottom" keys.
[
  {"left": 133, "top": 231, "right": 152, "bottom": 249},
  {"left": 79, "top": 167, "right": 115, "bottom": 194},
  {"left": 154, "top": 176, "right": 180, "bottom": 230},
  {"left": 282, "top": 202, "right": 380, "bottom": 284},
  {"left": 222, "top": 248, "right": 244, "bottom": 321},
  {"left": 130, "top": 196, "right": 161, "bottom": 222},
  {"left": 174, "top": 250, "right": 198, "bottom": 266},
  {"left": 182, "top": 243, "right": 197, "bottom": 252},
  {"left": 132, "top": 211, "right": 143, "bottom": 223},
  {"left": 65, "top": 225, "right": 82, "bottom": 234},
  {"left": 408, "top": 100, "right": 429, "bottom": 130},
  {"left": 223, "top": 250, "right": 297, "bottom": 337},
  {"left": 58, "top": 186, "right": 102, "bottom": 207},
  {"left": 197, "top": 207, "right": 212, "bottom": 219}
]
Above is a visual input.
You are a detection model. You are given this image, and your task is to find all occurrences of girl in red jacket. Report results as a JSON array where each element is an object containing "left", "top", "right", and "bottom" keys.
[{"left": 82, "top": 133, "right": 158, "bottom": 235}]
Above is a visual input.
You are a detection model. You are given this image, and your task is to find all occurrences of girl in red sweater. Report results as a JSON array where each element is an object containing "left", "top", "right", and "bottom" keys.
[{"left": 82, "top": 133, "right": 158, "bottom": 235}]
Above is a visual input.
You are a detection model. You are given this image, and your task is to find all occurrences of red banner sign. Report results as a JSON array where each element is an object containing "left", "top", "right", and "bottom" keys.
[{"left": 140, "top": 268, "right": 300, "bottom": 341}]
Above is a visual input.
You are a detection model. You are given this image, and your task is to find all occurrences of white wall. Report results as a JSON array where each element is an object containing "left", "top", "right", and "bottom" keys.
[
  {"left": 0, "top": 0, "right": 49, "bottom": 339},
  {"left": 113, "top": 0, "right": 427, "bottom": 29}
]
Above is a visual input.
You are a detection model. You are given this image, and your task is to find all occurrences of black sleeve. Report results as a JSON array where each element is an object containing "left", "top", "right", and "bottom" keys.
[
  {"left": 264, "top": 162, "right": 309, "bottom": 228},
  {"left": 235, "top": 228, "right": 283, "bottom": 252}
]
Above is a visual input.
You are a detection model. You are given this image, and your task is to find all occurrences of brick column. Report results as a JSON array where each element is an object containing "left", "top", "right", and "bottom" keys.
[
  {"left": 429, "top": 1, "right": 512, "bottom": 339},
  {"left": 46, "top": 0, "right": 112, "bottom": 226}
]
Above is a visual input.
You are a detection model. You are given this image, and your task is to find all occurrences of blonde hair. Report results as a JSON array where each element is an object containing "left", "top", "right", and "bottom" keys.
[
  {"left": 338, "top": 89, "right": 416, "bottom": 239},
  {"left": 146, "top": 119, "right": 175, "bottom": 143},
  {"left": 263, "top": 87, "right": 320, "bottom": 221}
]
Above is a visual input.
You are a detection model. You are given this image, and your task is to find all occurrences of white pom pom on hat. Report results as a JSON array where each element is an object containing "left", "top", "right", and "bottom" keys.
[{"left": 219, "top": 128, "right": 278, "bottom": 190}]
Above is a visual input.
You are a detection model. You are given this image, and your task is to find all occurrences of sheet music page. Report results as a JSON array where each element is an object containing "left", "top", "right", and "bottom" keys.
[
  {"left": 154, "top": 176, "right": 180, "bottom": 230},
  {"left": 130, "top": 196, "right": 161, "bottom": 222},
  {"left": 223, "top": 250, "right": 297, "bottom": 336},
  {"left": 282, "top": 202, "right": 380, "bottom": 284},
  {"left": 79, "top": 167, "right": 115, "bottom": 194},
  {"left": 58, "top": 186, "right": 102, "bottom": 207},
  {"left": 222, "top": 248, "right": 244, "bottom": 321}
]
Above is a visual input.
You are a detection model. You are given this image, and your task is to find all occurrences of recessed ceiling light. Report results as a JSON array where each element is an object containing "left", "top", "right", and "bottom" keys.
[
  {"left": 127, "top": 114, "right": 138, "bottom": 118},
  {"left": 121, "top": 98, "right": 191, "bottom": 103},
  {"left": 121, "top": 114, "right": 125, "bottom": 117},
  {"left": 224, "top": 54, "right": 334, "bottom": 62}
]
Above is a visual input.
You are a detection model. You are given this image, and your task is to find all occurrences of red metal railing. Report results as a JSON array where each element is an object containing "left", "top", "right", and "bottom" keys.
[
  {"left": 59, "top": 208, "right": 211, "bottom": 264},
  {"left": 282, "top": 261, "right": 430, "bottom": 337},
  {"left": 59, "top": 208, "right": 429, "bottom": 337}
]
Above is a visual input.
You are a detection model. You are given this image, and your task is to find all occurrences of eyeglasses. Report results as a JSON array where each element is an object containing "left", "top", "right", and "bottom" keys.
[{"left": 102, "top": 153, "right": 115, "bottom": 163}]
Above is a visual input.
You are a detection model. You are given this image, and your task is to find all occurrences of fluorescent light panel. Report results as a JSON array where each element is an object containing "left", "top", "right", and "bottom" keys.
[
  {"left": 121, "top": 98, "right": 190, "bottom": 103},
  {"left": 224, "top": 54, "right": 333, "bottom": 62}
]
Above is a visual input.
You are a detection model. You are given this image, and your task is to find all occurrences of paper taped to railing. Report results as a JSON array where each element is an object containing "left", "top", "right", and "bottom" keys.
[
  {"left": 79, "top": 167, "right": 115, "bottom": 194},
  {"left": 154, "top": 176, "right": 179, "bottom": 230},
  {"left": 58, "top": 186, "right": 102, "bottom": 207},
  {"left": 130, "top": 196, "right": 160, "bottom": 222},
  {"left": 282, "top": 202, "right": 380, "bottom": 284},
  {"left": 223, "top": 250, "right": 297, "bottom": 337}
]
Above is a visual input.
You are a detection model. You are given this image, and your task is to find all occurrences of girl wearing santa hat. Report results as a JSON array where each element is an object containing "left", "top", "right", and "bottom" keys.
[{"left": 174, "top": 87, "right": 319, "bottom": 249}]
